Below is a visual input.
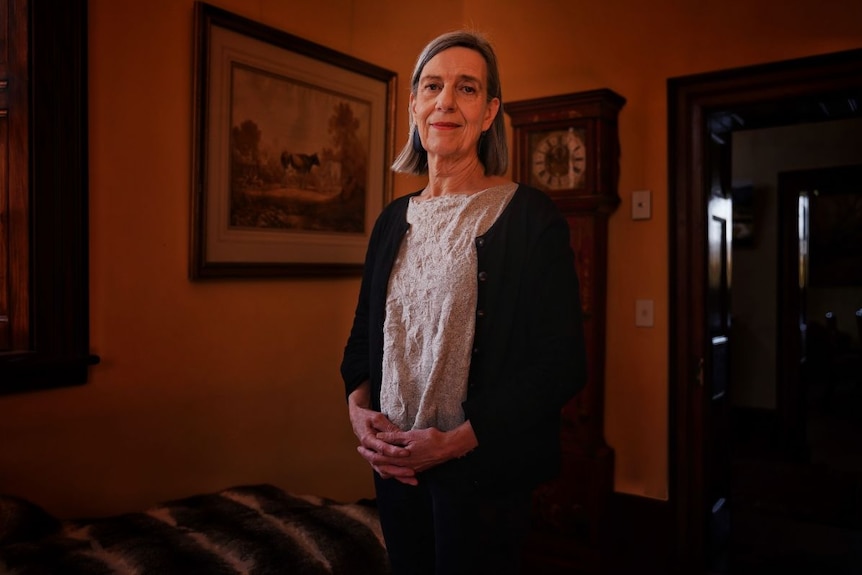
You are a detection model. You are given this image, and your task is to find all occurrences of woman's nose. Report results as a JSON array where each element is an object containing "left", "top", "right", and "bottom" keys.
[{"left": 436, "top": 85, "right": 456, "bottom": 110}]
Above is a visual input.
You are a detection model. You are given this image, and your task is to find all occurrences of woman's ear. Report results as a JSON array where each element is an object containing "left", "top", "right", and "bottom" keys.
[{"left": 483, "top": 97, "right": 501, "bottom": 131}]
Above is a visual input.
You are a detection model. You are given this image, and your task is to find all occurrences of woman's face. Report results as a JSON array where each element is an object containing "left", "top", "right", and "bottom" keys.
[{"left": 411, "top": 46, "right": 499, "bottom": 163}]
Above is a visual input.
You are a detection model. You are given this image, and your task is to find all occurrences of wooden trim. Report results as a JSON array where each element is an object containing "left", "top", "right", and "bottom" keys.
[
  {"left": 0, "top": 0, "right": 30, "bottom": 353},
  {"left": 0, "top": 0, "right": 99, "bottom": 393},
  {"left": 668, "top": 47, "right": 862, "bottom": 572}
]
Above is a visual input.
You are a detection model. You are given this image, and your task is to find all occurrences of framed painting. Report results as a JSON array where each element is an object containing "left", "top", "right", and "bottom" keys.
[
  {"left": 190, "top": 2, "right": 397, "bottom": 278},
  {"left": 809, "top": 183, "right": 862, "bottom": 287}
]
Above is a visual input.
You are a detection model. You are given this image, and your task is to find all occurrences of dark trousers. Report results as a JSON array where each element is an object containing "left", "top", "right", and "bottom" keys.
[{"left": 374, "top": 473, "right": 533, "bottom": 575}]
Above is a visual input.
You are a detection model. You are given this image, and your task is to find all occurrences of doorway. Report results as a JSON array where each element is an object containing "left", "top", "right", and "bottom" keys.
[{"left": 668, "top": 48, "right": 862, "bottom": 574}]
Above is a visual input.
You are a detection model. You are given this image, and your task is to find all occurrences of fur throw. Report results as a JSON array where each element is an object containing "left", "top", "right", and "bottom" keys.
[{"left": 0, "top": 484, "right": 389, "bottom": 575}]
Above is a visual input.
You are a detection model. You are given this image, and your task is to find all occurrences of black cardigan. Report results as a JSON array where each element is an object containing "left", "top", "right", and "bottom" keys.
[{"left": 340, "top": 184, "right": 587, "bottom": 491}]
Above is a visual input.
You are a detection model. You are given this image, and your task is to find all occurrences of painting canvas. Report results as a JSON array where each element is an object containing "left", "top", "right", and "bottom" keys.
[
  {"left": 191, "top": 3, "right": 396, "bottom": 278},
  {"left": 229, "top": 65, "right": 370, "bottom": 234},
  {"left": 809, "top": 190, "right": 862, "bottom": 286}
]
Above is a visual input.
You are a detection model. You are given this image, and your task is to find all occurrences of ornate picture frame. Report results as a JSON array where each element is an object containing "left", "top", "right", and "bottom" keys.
[{"left": 190, "top": 2, "right": 396, "bottom": 278}]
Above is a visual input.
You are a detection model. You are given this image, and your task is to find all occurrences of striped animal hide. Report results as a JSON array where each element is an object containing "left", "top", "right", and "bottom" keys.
[{"left": 0, "top": 484, "right": 390, "bottom": 575}]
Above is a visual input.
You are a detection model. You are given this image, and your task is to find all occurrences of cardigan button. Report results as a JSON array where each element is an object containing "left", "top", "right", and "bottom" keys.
[
  {"left": 478, "top": 271, "right": 488, "bottom": 281},
  {"left": 476, "top": 309, "right": 485, "bottom": 318},
  {"left": 476, "top": 237, "right": 485, "bottom": 247}
]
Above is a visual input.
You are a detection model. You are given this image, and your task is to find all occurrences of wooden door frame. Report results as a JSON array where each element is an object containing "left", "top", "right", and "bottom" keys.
[{"left": 668, "top": 48, "right": 862, "bottom": 573}]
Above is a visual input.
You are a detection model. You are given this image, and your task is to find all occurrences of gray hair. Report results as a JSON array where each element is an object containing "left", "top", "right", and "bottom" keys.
[{"left": 391, "top": 30, "right": 508, "bottom": 176}]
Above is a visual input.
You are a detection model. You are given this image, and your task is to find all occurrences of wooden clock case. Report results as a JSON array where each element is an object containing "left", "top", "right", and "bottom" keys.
[{"left": 506, "top": 89, "right": 626, "bottom": 574}]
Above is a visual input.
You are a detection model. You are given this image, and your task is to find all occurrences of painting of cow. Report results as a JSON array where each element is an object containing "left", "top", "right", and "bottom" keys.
[{"left": 280, "top": 152, "right": 320, "bottom": 189}]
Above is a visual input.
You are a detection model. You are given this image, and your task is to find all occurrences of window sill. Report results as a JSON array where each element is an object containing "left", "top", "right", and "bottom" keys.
[{"left": 0, "top": 353, "right": 101, "bottom": 394}]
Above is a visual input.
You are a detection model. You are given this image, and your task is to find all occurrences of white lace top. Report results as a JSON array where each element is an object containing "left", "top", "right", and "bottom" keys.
[{"left": 380, "top": 183, "right": 517, "bottom": 432}]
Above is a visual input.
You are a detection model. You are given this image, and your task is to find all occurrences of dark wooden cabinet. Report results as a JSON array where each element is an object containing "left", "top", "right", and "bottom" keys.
[{"left": 507, "top": 89, "right": 625, "bottom": 573}]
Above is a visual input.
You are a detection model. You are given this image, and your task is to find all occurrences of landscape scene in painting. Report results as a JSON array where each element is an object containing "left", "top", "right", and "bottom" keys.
[{"left": 228, "top": 64, "right": 370, "bottom": 234}]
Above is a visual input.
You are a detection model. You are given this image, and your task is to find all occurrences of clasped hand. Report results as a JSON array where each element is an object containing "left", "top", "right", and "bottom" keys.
[{"left": 348, "top": 403, "right": 463, "bottom": 486}]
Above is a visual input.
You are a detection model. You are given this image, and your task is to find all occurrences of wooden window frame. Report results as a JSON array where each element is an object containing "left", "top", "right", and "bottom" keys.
[{"left": 1, "top": 0, "right": 98, "bottom": 393}]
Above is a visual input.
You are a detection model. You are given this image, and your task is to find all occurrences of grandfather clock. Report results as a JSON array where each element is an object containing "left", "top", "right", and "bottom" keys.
[{"left": 507, "top": 89, "right": 625, "bottom": 574}]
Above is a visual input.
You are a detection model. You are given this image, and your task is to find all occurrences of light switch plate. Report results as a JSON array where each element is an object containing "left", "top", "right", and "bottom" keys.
[
  {"left": 632, "top": 190, "right": 651, "bottom": 220},
  {"left": 636, "top": 299, "right": 654, "bottom": 327}
]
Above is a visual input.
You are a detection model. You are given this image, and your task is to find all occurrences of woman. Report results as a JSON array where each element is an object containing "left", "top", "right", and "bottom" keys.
[{"left": 340, "top": 30, "right": 587, "bottom": 575}]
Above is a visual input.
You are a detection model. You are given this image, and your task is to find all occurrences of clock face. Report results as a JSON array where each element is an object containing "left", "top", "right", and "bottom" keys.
[{"left": 530, "top": 128, "right": 587, "bottom": 191}]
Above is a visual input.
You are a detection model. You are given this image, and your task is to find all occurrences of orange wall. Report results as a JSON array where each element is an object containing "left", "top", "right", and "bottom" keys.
[{"left": 1, "top": 0, "right": 861, "bottom": 518}]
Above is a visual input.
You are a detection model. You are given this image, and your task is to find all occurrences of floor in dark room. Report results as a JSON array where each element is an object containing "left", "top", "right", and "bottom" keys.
[{"left": 724, "top": 377, "right": 862, "bottom": 574}]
